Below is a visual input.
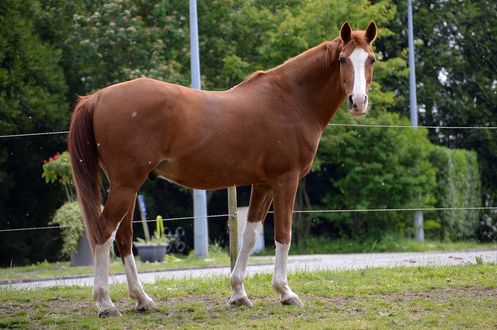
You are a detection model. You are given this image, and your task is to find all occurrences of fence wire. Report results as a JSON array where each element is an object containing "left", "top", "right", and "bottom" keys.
[
  {"left": 327, "top": 123, "right": 497, "bottom": 130},
  {"left": 3, "top": 122, "right": 497, "bottom": 139},
  {"left": 1, "top": 206, "right": 495, "bottom": 233},
  {"left": 0, "top": 131, "right": 69, "bottom": 139}
]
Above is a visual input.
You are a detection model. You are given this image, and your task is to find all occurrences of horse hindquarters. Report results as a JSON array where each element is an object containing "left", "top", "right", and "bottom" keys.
[{"left": 69, "top": 95, "right": 155, "bottom": 316}]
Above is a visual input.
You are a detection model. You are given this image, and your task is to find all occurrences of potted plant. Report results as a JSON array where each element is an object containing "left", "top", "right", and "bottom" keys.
[
  {"left": 42, "top": 152, "right": 93, "bottom": 266},
  {"left": 49, "top": 201, "right": 93, "bottom": 266},
  {"left": 134, "top": 215, "right": 170, "bottom": 262}
]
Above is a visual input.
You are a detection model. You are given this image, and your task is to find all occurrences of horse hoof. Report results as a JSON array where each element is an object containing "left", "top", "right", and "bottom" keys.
[
  {"left": 229, "top": 295, "right": 254, "bottom": 308},
  {"left": 98, "top": 307, "right": 122, "bottom": 318},
  {"left": 136, "top": 299, "right": 157, "bottom": 312},
  {"left": 281, "top": 296, "right": 304, "bottom": 307}
]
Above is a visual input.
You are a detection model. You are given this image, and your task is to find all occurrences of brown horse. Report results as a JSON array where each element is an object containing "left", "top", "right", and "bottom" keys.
[{"left": 68, "top": 21, "right": 377, "bottom": 317}]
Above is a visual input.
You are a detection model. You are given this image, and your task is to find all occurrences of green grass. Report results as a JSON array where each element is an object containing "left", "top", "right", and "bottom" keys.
[
  {"left": 1, "top": 264, "right": 496, "bottom": 329},
  {"left": 0, "top": 245, "right": 271, "bottom": 283},
  {"left": 279, "top": 237, "right": 497, "bottom": 255},
  {"left": 2, "top": 240, "right": 495, "bottom": 283}
]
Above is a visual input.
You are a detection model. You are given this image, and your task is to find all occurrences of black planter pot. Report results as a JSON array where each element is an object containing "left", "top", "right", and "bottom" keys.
[
  {"left": 71, "top": 232, "right": 93, "bottom": 267},
  {"left": 134, "top": 244, "right": 168, "bottom": 262}
]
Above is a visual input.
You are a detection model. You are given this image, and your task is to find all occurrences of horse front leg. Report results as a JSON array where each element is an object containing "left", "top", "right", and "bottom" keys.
[
  {"left": 115, "top": 199, "right": 157, "bottom": 312},
  {"left": 271, "top": 175, "right": 304, "bottom": 306},
  {"left": 230, "top": 185, "right": 272, "bottom": 307}
]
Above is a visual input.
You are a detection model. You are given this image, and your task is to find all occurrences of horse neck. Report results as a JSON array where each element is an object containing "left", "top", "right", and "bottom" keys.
[{"left": 274, "top": 39, "right": 346, "bottom": 129}]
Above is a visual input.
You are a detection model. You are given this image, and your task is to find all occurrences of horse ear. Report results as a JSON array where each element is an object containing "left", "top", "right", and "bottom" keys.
[
  {"left": 340, "top": 21, "right": 352, "bottom": 43},
  {"left": 365, "top": 21, "right": 377, "bottom": 44}
]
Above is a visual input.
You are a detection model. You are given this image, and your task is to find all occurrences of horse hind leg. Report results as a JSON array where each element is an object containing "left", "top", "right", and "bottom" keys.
[
  {"left": 93, "top": 186, "right": 139, "bottom": 317},
  {"left": 115, "top": 198, "right": 157, "bottom": 312},
  {"left": 229, "top": 185, "right": 272, "bottom": 308},
  {"left": 93, "top": 235, "right": 120, "bottom": 317}
]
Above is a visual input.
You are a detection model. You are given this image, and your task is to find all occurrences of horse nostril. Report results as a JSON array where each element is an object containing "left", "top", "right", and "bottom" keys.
[
  {"left": 348, "top": 95, "right": 353, "bottom": 105},
  {"left": 364, "top": 95, "right": 368, "bottom": 104}
]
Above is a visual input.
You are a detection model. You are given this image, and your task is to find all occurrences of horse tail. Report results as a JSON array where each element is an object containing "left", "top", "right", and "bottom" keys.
[{"left": 68, "top": 95, "right": 103, "bottom": 252}]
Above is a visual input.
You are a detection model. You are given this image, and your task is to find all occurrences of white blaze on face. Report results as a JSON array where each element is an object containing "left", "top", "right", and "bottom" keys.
[{"left": 349, "top": 48, "right": 369, "bottom": 112}]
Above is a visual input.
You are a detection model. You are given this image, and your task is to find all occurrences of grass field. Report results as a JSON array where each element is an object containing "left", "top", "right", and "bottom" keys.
[
  {"left": 2, "top": 240, "right": 495, "bottom": 284},
  {"left": 0, "top": 246, "right": 272, "bottom": 283},
  {"left": 1, "top": 264, "right": 496, "bottom": 329},
  {"left": 283, "top": 237, "right": 497, "bottom": 255}
]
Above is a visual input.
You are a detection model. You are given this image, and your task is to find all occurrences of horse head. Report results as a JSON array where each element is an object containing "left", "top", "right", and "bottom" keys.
[{"left": 338, "top": 21, "right": 377, "bottom": 116}]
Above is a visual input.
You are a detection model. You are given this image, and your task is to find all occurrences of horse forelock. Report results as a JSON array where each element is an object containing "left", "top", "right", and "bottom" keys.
[{"left": 347, "top": 31, "right": 373, "bottom": 52}]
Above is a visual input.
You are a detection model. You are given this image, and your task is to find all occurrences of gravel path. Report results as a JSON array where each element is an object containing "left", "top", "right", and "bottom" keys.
[{"left": 2, "top": 250, "right": 495, "bottom": 290}]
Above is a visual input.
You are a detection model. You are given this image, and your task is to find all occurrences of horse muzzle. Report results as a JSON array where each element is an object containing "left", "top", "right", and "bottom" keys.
[{"left": 348, "top": 94, "right": 368, "bottom": 116}]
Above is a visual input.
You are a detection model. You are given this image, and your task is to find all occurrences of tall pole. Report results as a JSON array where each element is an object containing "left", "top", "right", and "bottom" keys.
[
  {"left": 190, "top": 0, "right": 209, "bottom": 256},
  {"left": 407, "top": 0, "right": 418, "bottom": 127},
  {"left": 408, "top": 0, "right": 424, "bottom": 242}
]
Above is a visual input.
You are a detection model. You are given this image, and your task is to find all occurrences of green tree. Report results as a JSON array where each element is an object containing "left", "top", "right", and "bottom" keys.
[
  {"left": 65, "top": 0, "right": 189, "bottom": 94},
  {"left": 376, "top": 0, "right": 497, "bottom": 240},
  {"left": 0, "top": 0, "right": 69, "bottom": 266},
  {"left": 310, "top": 111, "right": 437, "bottom": 239},
  {"left": 430, "top": 146, "right": 481, "bottom": 240}
]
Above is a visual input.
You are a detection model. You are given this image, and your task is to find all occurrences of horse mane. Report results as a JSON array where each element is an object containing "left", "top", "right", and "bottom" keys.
[
  {"left": 232, "top": 37, "right": 344, "bottom": 90},
  {"left": 323, "top": 37, "right": 343, "bottom": 71},
  {"left": 234, "top": 70, "right": 267, "bottom": 88}
]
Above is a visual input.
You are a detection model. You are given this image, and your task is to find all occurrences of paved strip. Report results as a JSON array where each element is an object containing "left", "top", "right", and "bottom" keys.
[{"left": 2, "top": 250, "right": 495, "bottom": 290}]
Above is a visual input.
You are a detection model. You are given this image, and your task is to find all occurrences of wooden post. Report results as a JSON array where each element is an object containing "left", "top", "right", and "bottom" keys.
[
  {"left": 227, "top": 186, "right": 238, "bottom": 271},
  {"left": 137, "top": 194, "right": 151, "bottom": 242}
]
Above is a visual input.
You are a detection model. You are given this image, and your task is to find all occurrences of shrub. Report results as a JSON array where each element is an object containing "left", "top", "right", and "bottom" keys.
[
  {"left": 430, "top": 146, "right": 481, "bottom": 239},
  {"left": 478, "top": 210, "right": 497, "bottom": 242},
  {"left": 49, "top": 202, "right": 84, "bottom": 258},
  {"left": 311, "top": 111, "right": 437, "bottom": 239}
]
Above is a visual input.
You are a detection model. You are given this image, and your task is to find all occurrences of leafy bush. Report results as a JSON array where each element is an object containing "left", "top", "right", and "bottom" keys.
[
  {"left": 430, "top": 146, "right": 481, "bottom": 239},
  {"left": 311, "top": 111, "right": 437, "bottom": 239},
  {"left": 423, "top": 219, "right": 442, "bottom": 240},
  {"left": 478, "top": 210, "right": 497, "bottom": 242},
  {"left": 50, "top": 202, "right": 84, "bottom": 258}
]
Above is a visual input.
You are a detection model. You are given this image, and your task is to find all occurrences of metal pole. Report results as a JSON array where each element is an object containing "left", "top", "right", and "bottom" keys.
[
  {"left": 190, "top": 0, "right": 209, "bottom": 256},
  {"left": 407, "top": 0, "right": 418, "bottom": 128},
  {"left": 408, "top": 0, "right": 424, "bottom": 242},
  {"left": 227, "top": 186, "right": 238, "bottom": 271}
]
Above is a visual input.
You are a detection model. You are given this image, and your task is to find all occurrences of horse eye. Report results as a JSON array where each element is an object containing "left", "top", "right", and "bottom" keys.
[
  {"left": 371, "top": 58, "right": 376, "bottom": 64},
  {"left": 339, "top": 57, "right": 346, "bottom": 64}
]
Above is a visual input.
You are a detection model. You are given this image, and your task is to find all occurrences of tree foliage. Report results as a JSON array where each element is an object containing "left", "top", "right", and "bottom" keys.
[
  {"left": 0, "top": 0, "right": 68, "bottom": 266},
  {"left": 430, "top": 146, "right": 481, "bottom": 240},
  {"left": 67, "top": 1, "right": 189, "bottom": 93},
  {"left": 309, "top": 111, "right": 437, "bottom": 239},
  {"left": 376, "top": 0, "right": 497, "bottom": 241}
]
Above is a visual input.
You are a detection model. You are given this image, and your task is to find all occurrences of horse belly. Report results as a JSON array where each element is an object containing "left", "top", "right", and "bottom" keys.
[{"left": 153, "top": 153, "right": 262, "bottom": 190}]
